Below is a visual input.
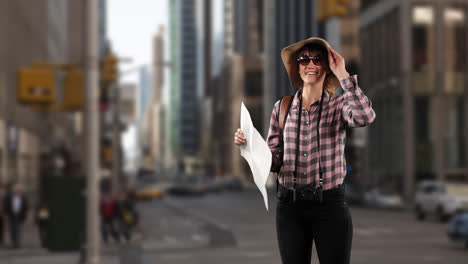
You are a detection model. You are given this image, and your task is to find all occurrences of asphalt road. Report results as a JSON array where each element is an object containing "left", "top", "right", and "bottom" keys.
[{"left": 135, "top": 187, "right": 468, "bottom": 264}]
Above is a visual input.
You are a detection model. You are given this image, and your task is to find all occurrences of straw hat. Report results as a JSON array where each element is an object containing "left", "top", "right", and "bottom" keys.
[{"left": 281, "top": 37, "right": 340, "bottom": 93}]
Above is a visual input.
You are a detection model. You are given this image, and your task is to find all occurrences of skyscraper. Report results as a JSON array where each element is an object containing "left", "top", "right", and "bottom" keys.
[
  {"left": 178, "top": 0, "right": 200, "bottom": 158},
  {"left": 263, "top": 0, "right": 318, "bottom": 133},
  {"left": 212, "top": 0, "right": 264, "bottom": 181}
]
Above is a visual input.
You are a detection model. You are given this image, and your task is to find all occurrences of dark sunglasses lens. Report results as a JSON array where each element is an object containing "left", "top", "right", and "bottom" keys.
[
  {"left": 312, "top": 56, "right": 321, "bottom": 65},
  {"left": 298, "top": 57, "right": 311, "bottom": 66}
]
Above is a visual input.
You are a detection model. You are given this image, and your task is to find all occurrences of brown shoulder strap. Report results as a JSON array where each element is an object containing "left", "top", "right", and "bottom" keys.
[{"left": 279, "top": 96, "right": 293, "bottom": 133}]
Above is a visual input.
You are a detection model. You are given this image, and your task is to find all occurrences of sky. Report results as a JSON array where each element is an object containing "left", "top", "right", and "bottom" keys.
[
  {"left": 107, "top": 0, "right": 168, "bottom": 83},
  {"left": 107, "top": 0, "right": 223, "bottom": 169},
  {"left": 108, "top": 0, "right": 169, "bottom": 167},
  {"left": 107, "top": 0, "right": 223, "bottom": 81}
]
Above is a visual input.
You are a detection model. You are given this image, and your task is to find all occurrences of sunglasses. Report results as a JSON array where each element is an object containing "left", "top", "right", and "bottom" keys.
[{"left": 297, "top": 55, "right": 322, "bottom": 66}]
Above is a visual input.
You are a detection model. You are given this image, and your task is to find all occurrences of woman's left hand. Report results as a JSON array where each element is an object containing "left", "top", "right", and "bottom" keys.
[{"left": 328, "top": 47, "right": 350, "bottom": 80}]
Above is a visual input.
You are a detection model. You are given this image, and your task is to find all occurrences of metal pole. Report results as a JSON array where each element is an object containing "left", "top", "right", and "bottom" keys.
[
  {"left": 85, "top": 0, "right": 100, "bottom": 263},
  {"left": 401, "top": 0, "right": 414, "bottom": 202},
  {"left": 112, "top": 82, "right": 121, "bottom": 194}
]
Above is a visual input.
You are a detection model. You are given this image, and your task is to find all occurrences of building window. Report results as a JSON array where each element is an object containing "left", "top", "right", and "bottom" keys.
[
  {"left": 244, "top": 71, "right": 262, "bottom": 97},
  {"left": 444, "top": 5, "right": 466, "bottom": 95},
  {"left": 411, "top": 5, "right": 435, "bottom": 95},
  {"left": 444, "top": 97, "right": 466, "bottom": 169},
  {"left": 414, "top": 96, "right": 435, "bottom": 179}
]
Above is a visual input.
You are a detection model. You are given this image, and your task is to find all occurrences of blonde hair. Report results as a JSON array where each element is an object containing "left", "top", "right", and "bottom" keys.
[{"left": 324, "top": 74, "right": 339, "bottom": 95}]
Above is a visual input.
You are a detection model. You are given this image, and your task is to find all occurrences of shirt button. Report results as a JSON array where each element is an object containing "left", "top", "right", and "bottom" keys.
[
  {"left": 306, "top": 121, "right": 309, "bottom": 124},
  {"left": 305, "top": 137, "right": 307, "bottom": 139},
  {"left": 304, "top": 153, "right": 307, "bottom": 157},
  {"left": 303, "top": 173, "right": 306, "bottom": 176}
]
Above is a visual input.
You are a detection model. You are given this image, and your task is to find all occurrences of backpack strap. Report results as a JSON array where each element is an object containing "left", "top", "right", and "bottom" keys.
[
  {"left": 275, "top": 95, "right": 293, "bottom": 186},
  {"left": 279, "top": 96, "right": 293, "bottom": 133}
]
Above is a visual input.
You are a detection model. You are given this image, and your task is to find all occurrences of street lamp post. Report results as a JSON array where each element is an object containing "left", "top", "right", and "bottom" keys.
[{"left": 85, "top": 0, "right": 100, "bottom": 263}]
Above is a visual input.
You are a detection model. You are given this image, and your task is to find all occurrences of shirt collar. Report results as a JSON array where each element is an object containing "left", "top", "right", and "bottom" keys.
[{"left": 291, "top": 88, "right": 330, "bottom": 110}]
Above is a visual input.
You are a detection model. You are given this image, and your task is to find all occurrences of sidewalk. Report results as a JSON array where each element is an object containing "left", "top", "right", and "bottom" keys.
[{"left": 0, "top": 216, "right": 125, "bottom": 264}]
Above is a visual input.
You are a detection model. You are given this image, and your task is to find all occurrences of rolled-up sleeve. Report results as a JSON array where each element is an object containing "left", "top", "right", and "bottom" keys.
[
  {"left": 267, "top": 100, "right": 283, "bottom": 172},
  {"left": 340, "top": 75, "right": 376, "bottom": 128}
]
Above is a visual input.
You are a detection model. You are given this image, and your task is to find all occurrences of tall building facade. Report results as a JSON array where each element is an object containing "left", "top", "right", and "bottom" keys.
[
  {"left": 178, "top": 0, "right": 200, "bottom": 160},
  {"left": 168, "top": 0, "right": 180, "bottom": 171},
  {"left": 138, "top": 66, "right": 153, "bottom": 121},
  {"left": 148, "top": 26, "right": 165, "bottom": 172},
  {"left": 212, "top": 0, "right": 264, "bottom": 182},
  {"left": 167, "top": 0, "right": 208, "bottom": 174},
  {"left": 361, "top": 0, "right": 468, "bottom": 200},
  {"left": 137, "top": 66, "right": 153, "bottom": 166},
  {"left": 196, "top": 0, "right": 213, "bottom": 175},
  {"left": 263, "top": 0, "right": 319, "bottom": 134},
  {"left": 0, "top": 0, "right": 92, "bottom": 196}
]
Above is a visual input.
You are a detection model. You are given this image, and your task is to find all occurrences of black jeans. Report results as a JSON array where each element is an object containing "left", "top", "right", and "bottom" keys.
[{"left": 276, "top": 185, "right": 353, "bottom": 264}]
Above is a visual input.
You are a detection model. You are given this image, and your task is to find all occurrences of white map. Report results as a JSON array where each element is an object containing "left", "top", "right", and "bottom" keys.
[{"left": 240, "top": 102, "right": 272, "bottom": 211}]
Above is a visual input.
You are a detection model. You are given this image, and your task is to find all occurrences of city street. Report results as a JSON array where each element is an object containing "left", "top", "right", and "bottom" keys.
[
  {"left": 138, "top": 187, "right": 468, "bottom": 263},
  {"left": 1, "top": 186, "right": 468, "bottom": 263}
]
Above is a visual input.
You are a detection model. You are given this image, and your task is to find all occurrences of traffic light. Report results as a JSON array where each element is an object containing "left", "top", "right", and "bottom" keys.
[
  {"left": 101, "top": 53, "right": 118, "bottom": 83},
  {"left": 63, "top": 70, "right": 84, "bottom": 111},
  {"left": 17, "top": 67, "right": 55, "bottom": 104},
  {"left": 317, "top": 0, "right": 349, "bottom": 22}
]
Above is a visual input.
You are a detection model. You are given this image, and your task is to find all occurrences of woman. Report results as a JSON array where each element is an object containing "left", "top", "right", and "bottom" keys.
[{"left": 234, "top": 37, "right": 375, "bottom": 264}]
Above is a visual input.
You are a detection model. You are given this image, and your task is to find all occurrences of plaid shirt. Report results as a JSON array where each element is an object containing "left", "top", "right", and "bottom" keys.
[{"left": 267, "top": 75, "right": 376, "bottom": 190}]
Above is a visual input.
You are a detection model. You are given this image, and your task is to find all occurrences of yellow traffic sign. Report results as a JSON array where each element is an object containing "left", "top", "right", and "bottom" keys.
[
  {"left": 17, "top": 68, "right": 55, "bottom": 104},
  {"left": 63, "top": 70, "right": 84, "bottom": 111},
  {"left": 317, "top": 0, "right": 348, "bottom": 22}
]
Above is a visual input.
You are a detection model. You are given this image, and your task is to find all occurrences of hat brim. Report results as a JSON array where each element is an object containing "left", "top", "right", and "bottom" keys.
[{"left": 281, "top": 37, "right": 339, "bottom": 89}]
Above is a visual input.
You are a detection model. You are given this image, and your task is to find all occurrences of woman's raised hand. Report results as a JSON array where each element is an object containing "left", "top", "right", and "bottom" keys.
[{"left": 328, "top": 47, "right": 350, "bottom": 81}]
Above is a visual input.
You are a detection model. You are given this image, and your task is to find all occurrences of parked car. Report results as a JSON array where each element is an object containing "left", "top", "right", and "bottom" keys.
[
  {"left": 414, "top": 180, "right": 468, "bottom": 222},
  {"left": 446, "top": 212, "right": 468, "bottom": 248},
  {"left": 364, "top": 188, "right": 403, "bottom": 209}
]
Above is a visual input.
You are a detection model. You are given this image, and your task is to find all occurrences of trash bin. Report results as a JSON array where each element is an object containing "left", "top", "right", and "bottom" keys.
[{"left": 45, "top": 175, "right": 85, "bottom": 251}]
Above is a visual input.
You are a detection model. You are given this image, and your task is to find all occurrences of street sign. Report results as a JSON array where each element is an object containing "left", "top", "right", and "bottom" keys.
[{"left": 317, "top": 0, "right": 349, "bottom": 21}]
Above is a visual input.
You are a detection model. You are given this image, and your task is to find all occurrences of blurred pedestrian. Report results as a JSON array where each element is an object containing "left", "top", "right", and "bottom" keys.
[
  {"left": 117, "top": 190, "right": 137, "bottom": 242},
  {"left": 234, "top": 37, "right": 375, "bottom": 264},
  {"left": 100, "top": 191, "right": 120, "bottom": 243},
  {"left": 35, "top": 201, "right": 49, "bottom": 248},
  {"left": 3, "top": 184, "right": 28, "bottom": 248}
]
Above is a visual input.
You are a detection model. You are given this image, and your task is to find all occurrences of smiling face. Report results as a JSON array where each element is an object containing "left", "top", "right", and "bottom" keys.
[{"left": 297, "top": 45, "right": 329, "bottom": 87}]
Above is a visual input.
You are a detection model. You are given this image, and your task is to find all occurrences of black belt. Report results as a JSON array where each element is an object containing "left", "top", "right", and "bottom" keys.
[{"left": 278, "top": 184, "right": 344, "bottom": 204}]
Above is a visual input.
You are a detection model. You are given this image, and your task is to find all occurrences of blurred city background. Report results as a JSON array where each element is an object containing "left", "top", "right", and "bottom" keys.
[{"left": 1, "top": 0, "right": 468, "bottom": 263}]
